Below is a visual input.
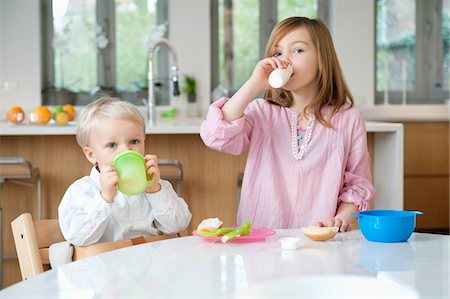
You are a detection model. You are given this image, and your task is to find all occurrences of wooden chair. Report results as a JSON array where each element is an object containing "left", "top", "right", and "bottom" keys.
[
  {"left": 11, "top": 213, "right": 185, "bottom": 280},
  {"left": 159, "top": 159, "right": 183, "bottom": 194},
  {"left": 0, "top": 157, "right": 41, "bottom": 287}
]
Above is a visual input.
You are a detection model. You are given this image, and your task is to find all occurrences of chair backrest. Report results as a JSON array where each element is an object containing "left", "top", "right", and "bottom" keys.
[
  {"left": 11, "top": 213, "right": 64, "bottom": 280},
  {"left": 11, "top": 213, "right": 185, "bottom": 280},
  {"left": 159, "top": 159, "right": 183, "bottom": 194},
  {"left": 0, "top": 157, "right": 33, "bottom": 179}
]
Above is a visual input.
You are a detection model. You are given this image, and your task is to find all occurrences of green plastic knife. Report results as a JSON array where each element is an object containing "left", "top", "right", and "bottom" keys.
[
  {"left": 221, "top": 221, "right": 252, "bottom": 243},
  {"left": 197, "top": 227, "right": 234, "bottom": 237}
]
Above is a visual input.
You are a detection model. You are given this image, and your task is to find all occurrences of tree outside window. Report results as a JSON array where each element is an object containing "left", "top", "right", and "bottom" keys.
[
  {"left": 376, "top": 0, "right": 449, "bottom": 105},
  {"left": 215, "top": 0, "right": 326, "bottom": 94},
  {"left": 42, "top": 0, "right": 168, "bottom": 106}
]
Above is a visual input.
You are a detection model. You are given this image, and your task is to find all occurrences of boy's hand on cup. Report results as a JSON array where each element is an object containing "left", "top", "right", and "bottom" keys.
[
  {"left": 144, "top": 154, "right": 161, "bottom": 193},
  {"left": 99, "top": 164, "right": 119, "bottom": 203}
]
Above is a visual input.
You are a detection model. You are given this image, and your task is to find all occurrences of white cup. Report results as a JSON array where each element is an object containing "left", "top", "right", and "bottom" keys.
[{"left": 268, "top": 64, "right": 293, "bottom": 88}]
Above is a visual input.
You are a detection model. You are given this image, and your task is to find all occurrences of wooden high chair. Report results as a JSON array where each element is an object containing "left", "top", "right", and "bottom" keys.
[{"left": 11, "top": 213, "right": 186, "bottom": 280}]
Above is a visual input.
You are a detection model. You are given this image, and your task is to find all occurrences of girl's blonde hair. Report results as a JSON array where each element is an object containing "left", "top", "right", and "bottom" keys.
[
  {"left": 264, "top": 17, "right": 353, "bottom": 127},
  {"left": 76, "top": 96, "right": 145, "bottom": 147}
]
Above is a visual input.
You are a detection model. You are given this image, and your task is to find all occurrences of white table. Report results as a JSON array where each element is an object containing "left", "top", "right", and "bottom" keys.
[{"left": 2, "top": 230, "right": 446, "bottom": 298}]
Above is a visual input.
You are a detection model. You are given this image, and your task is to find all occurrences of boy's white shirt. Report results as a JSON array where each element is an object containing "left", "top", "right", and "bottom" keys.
[
  {"left": 58, "top": 166, "right": 192, "bottom": 246},
  {"left": 49, "top": 241, "right": 73, "bottom": 268}
]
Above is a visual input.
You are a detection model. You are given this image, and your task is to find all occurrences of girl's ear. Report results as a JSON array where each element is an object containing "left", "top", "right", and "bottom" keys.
[{"left": 82, "top": 146, "right": 97, "bottom": 165}]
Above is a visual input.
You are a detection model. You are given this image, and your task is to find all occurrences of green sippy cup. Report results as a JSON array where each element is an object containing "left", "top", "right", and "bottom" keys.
[{"left": 113, "top": 150, "right": 155, "bottom": 195}]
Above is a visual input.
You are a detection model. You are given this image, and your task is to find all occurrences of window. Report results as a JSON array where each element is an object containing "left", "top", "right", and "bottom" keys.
[
  {"left": 42, "top": 0, "right": 169, "bottom": 106},
  {"left": 212, "top": 0, "right": 329, "bottom": 93},
  {"left": 376, "top": 0, "right": 449, "bottom": 105}
]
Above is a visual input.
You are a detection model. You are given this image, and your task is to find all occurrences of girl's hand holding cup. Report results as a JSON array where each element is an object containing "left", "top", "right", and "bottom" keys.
[{"left": 250, "top": 57, "right": 291, "bottom": 90}]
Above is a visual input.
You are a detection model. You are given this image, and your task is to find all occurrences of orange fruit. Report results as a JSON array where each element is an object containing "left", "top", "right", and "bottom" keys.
[
  {"left": 54, "top": 111, "right": 69, "bottom": 126},
  {"left": 52, "top": 105, "right": 65, "bottom": 119},
  {"left": 6, "top": 106, "right": 25, "bottom": 124},
  {"left": 29, "top": 106, "right": 52, "bottom": 125},
  {"left": 63, "top": 104, "right": 76, "bottom": 121}
]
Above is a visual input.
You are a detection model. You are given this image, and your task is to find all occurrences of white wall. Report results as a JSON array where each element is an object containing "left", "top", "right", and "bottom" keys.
[
  {"left": 0, "top": 0, "right": 41, "bottom": 112},
  {"left": 0, "top": 0, "right": 211, "bottom": 115},
  {"left": 0, "top": 0, "right": 3, "bottom": 93},
  {"left": 3, "top": 0, "right": 419, "bottom": 118},
  {"left": 0, "top": 0, "right": 374, "bottom": 112},
  {"left": 169, "top": 0, "right": 210, "bottom": 115},
  {"left": 331, "top": 0, "right": 375, "bottom": 108}
]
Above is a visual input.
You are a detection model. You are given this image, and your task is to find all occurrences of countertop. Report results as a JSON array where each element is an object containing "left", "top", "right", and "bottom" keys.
[
  {"left": 0, "top": 118, "right": 402, "bottom": 136},
  {"left": 0, "top": 230, "right": 448, "bottom": 298},
  {"left": 0, "top": 115, "right": 205, "bottom": 136},
  {"left": 361, "top": 104, "right": 450, "bottom": 122}
]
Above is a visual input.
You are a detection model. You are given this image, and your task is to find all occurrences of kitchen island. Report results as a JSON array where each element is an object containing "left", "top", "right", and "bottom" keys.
[{"left": 0, "top": 117, "right": 403, "bottom": 287}]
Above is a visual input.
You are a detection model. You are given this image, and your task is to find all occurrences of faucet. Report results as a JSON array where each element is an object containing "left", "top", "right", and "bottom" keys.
[{"left": 143, "top": 38, "right": 180, "bottom": 127}]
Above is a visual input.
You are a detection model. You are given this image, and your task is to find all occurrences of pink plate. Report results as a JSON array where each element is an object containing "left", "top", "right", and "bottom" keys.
[{"left": 193, "top": 227, "right": 276, "bottom": 243}]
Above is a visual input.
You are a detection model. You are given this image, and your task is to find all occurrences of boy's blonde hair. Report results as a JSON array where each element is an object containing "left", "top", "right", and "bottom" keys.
[
  {"left": 264, "top": 17, "right": 354, "bottom": 128},
  {"left": 76, "top": 96, "right": 146, "bottom": 148}
]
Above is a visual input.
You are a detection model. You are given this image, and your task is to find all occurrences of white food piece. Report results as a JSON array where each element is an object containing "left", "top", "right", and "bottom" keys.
[{"left": 197, "top": 218, "right": 223, "bottom": 232}]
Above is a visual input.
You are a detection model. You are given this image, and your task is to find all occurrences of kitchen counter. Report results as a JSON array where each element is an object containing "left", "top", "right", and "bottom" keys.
[
  {"left": 0, "top": 117, "right": 400, "bottom": 135},
  {"left": 0, "top": 116, "right": 206, "bottom": 136},
  {"left": 0, "top": 118, "right": 404, "bottom": 213},
  {"left": 362, "top": 104, "right": 450, "bottom": 122}
]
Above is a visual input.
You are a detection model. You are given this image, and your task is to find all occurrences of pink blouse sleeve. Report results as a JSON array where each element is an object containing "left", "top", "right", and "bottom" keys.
[
  {"left": 200, "top": 97, "right": 254, "bottom": 155},
  {"left": 338, "top": 110, "right": 376, "bottom": 211}
]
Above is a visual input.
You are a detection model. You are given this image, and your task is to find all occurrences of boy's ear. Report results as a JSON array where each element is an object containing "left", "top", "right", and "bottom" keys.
[{"left": 82, "top": 146, "right": 97, "bottom": 165}]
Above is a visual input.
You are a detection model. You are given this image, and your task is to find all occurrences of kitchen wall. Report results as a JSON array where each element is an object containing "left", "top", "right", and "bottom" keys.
[
  {"left": 0, "top": 0, "right": 448, "bottom": 120},
  {"left": 0, "top": 0, "right": 211, "bottom": 114},
  {"left": 0, "top": 0, "right": 3, "bottom": 94},
  {"left": 0, "top": 0, "right": 41, "bottom": 112},
  {"left": 331, "top": 0, "right": 374, "bottom": 108},
  {"left": 170, "top": 0, "right": 210, "bottom": 115},
  {"left": 0, "top": 0, "right": 375, "bottom": 114}
]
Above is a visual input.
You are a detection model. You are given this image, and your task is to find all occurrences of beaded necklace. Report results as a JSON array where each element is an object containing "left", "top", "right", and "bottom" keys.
[{"left": 290, "top": 112, "right": 315, "bottom": 160}]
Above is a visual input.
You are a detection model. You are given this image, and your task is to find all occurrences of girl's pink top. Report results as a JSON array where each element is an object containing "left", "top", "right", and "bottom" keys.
[{"left": 200, "top": 98, "right": 376, "bottom": 229}]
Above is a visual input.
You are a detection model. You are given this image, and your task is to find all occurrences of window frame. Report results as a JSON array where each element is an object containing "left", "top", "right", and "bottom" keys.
[
  {"left": 211, "top": 0, "right": 330, "bottom": 94},
  {"left": 375, "top": 0, "right": 449, "bottom": 105},
  {"left": 41, "top": 0, "right": 169, "bottom": 106}
]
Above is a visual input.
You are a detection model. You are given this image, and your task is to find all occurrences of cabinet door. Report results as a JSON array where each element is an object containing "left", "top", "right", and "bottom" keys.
[
  {"left": 405, "top": 177, "right": 449, "bottom": 231},
  {"left": 404, "top": 122, "right": 449, "bottom": 232},
  {"left": 404, "top": 122, "right": 449, "bottom": 176}
]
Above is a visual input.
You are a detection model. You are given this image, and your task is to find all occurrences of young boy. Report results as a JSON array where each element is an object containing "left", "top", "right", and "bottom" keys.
[{"left": 58, "top": 97, "right": 192, "bottom": 246}]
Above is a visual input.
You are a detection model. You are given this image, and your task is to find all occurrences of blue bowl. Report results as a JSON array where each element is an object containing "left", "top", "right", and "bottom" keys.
[{"left": 352, "top": 210, "right": 423, "bottom": 243}]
